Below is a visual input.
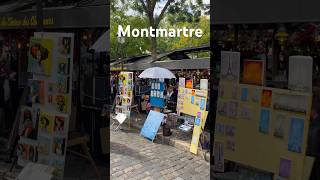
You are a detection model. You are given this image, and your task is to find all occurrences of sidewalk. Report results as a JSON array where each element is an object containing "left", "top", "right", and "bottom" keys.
[{"left": 113, "top": 112, "right": 210, "bottom": 162}]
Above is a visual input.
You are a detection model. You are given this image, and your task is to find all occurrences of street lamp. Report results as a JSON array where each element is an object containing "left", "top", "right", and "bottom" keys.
[{"left": 117, "top": 36, "right": 125, "bottom": 70}]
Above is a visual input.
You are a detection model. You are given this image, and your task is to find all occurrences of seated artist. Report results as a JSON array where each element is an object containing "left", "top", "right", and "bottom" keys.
[{"left": 307, "top": 97, "right": 320, "bottom": 180}]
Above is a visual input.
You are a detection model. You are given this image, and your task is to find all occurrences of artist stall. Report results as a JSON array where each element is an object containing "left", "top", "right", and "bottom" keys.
[
  {"left": 17, "top": 32, "right": 74, "bottom": 179},
  {"left": 214, "top": 51, "right": 314, "bottom": 180}
]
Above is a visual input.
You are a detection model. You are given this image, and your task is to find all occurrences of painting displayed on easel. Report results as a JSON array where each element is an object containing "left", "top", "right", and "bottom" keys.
[
  {"left": 17, "top": 32, "right": 74, "bottom": 180},
  {"left": 116, "top": 71, "right": 133, "bottom": 118}
]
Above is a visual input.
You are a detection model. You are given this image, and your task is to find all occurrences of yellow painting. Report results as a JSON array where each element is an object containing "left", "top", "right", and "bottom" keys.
[
  {"left": 28, "top": 37, "right": 53, "bottom": 76},
  {"left": 39, "top": 111, "right": 54, "bottom": 133}
]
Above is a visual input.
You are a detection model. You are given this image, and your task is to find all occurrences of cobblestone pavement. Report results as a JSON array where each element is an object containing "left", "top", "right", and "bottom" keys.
[{"left": 110, "top": 129, "right": 210, "bottom": 180}]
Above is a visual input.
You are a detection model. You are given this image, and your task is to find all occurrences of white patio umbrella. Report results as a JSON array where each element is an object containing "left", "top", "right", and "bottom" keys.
[{"left": 138, "top": 67, "right": 176, "bottom": 79}]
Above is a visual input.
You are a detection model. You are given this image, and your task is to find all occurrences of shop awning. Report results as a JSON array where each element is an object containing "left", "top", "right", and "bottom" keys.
[
  {"left": 90, "top": 30, "right": 109, "bottom": 53},
  {"left": 213, "top": 0, "right": 320, "bottom": 24}
]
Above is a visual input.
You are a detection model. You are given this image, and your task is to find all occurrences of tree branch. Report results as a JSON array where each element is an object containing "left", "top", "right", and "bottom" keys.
[
  {"left": 139, "top": 0, "right": 149, "bottom": 14},
  {"left": 155, "top": 0, "right": 172, "bottom": 27}
]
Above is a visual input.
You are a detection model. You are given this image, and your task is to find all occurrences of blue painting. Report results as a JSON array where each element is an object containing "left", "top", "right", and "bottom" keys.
[
  {"left": 140, "top": 110, "right": 165, "bottom": 141},
  {"left": 150, "top": 81, "right": 165, "bottom": 108},
  {"left": 288, "top": 117, "right": 304, "bottom": 153},
  {"left": 200, "top": 98, "right": 205, "bottom": 110},
  {"left": 241, "top": 88, "right": 248, "bottom": 101},
  {"left": 259, "top": 109, "right": 270, "bottom": 134},
  {"left": 191, "top": 96, "right": 195, "bottom": 104},
  {"left": 194, "top": 117, "right": 201, "bottom": 126}
]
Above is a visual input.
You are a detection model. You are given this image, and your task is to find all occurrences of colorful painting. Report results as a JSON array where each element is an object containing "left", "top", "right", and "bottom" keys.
[
  {"left": 39, "top": 111, "right": 54, "bottom": 134},
  {"left": 186, "top": 79, "right": 193, "bottom": 89},
  {"left": 240, "top": 87, "right": 248, "bottom": 101},
  {"left": 28, "top": 80, "right": 45, "bottom": 104},
  {"left": 259, "top": 109, "right": 270, "bottom": 134},
  {"left": 242, "top": 60, "right": 264, "bottom": 85},
  {"left": 54, "top": 116, "right": 66, "bottom": 135},
  {"left": 279, "top": 158, "right": 291, "bottom": 178},
  {"left": 53, "top": 137, "right": 66, "bottom": 156},
  {"left": 19, "top": 106, "right": 37, "bottom": 139},
  {"left": 56, "top": 76, "right": 69, "bottom": 93},
  {"left": 252, "top": 88, "right": 260, "bottom": 102},
  {"left": 58, "top": 37, "right": 71, "bottom": 55},
  {"left": 288, "top": 117, "right": 304, "bottom": 153},
  {"left": 38, "top": 135, "right": 51, "bottom": 156},
  {"left": 57, "top": 57, "right": 70, "bottom": 75},
  {"left": 179, "top": 78, "right": 185, "bottom": 88},
  {"left": 28, "top": 37, "right": 53, "bottom": 76},
  {"left": 55, "top": 94, "right": 68, "bottom": 113},
  {"left": 274, "top": 114, "right": 286, "bottom": 139},
  {"left": 261, "top": 89, "right": 272, "bottom": 107}
]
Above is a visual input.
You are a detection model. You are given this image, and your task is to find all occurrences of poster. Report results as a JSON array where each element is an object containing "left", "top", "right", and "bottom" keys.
[
  {"left": 288, "top": 117, "right": 304, "bottom": 153},
  {"left": 279, "top": 158, "right": 291, "bottom": 178},
  {"left": 117, "top": 72, "right": 133, "bottom": 118},
  {"left": 200, "top": 79, "right": 208, "bottom": 90},
  {"left": 214, "top": 141, "right": 224, "bottom": 172},
  {"left": 259, "top": 109, "right": 270, "bottom": 134},
  {"left": 261, "top": 89, "right": 272, "bottom": 107},
  {"left": 28, "top": 38, "right": 53, "bottom": 76},
  {"left": 179, "top": 78, "right": 185, "bottom": 88},
  {"left": 28, "top": 80, "right": 45, "bottom": 104},
  {"left": 19, "top": 106, "right": 38, "bottom": 139},
  {"left": 242, "top": 60, "right": 264, "bottom": 85},
  {"left": 39, "top": 111, "right": 54, "bottom": 134},
  {"left": 140, "top": 111, "right": 165, "bottom": 141},
  {"left": 288, "top": 56, "right": 313, "bottom": 92},
  {"left": 220, "top": 51, "right": 240, "bottom": 83},
  {"left": 186, "top": 79, "right": 193, "bottom": 89}
]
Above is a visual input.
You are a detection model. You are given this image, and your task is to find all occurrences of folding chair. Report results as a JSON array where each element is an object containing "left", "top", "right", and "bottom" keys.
[{"left": 111, "top": 113, "right": 127, "bottom": 131}]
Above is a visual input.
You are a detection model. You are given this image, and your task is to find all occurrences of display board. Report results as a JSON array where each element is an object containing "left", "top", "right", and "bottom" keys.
[
  {"left": 150, "top": 80, "right": 165, "bottom": 108},
  {"left": 214, "top": 53, "right": 313, "bottom": 180},
  {"left": 176, "top": 85, "right": 208, "bottom": 154},
  {"left": 18, "top": 32, "right": 74, "bottom": 179},
  {"left": 115, "top": 71, "right": 133, "bottom": 118}
]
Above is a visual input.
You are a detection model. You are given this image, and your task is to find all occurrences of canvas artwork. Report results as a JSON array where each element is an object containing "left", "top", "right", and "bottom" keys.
[
  {"left": 261, "top": 89, "right": 272, "bottom": 107},
  {"left": 17, "top": 139, "right": 38, "bottom": 164},
  {"left": 57, "top": 57, "right": 70, "bottom": 75},
  {"left": 227, "top": 101, "right": 238, "bottom": 118},
  {"left": 28, "top": 38, "right": 53, "bottom": 76},
  {"left": 252, "top": 88, "right": 260, "bottom": 102},
  {"left": 19, "top": 106, "right": 37, "bottom": 139},
  {"left": 200, "top": 79, "right": 208, "bottom": 90},
  {"left": 186, "top": 79, "right": 193, "bottom": 89},
  {"left": 279, "top": 158, "right": 291, "bottom": 178},
  {"left": 273, "top": 93, "right": 307, "bottom": 114},
  {"left": 242, "top": 60, "right": 264, "bottom": 85},
  {"left": 38, "top": 135, "right": 51, "bottom": 156},
  {"left": 58, "top": 37, "right": 71, "bottom": 55},
  {"left": 240, "top": 87, "right": 248, "bottom": 101},
  {"left": 259, "top": 109, "right": 270, "bottom": 134},
  {"left": 288, "top": 117, "right": 304, "bottom": 153},
  {"left": 52, "top": 137, "right": 66, "bottom": 156},
  {"left": 55, "top": 94, "right": 68, "bottom": 113},
  {"left": 240, "top": 105, "right": 251, "bottom": 120},
  {"left": 56, "top": 76, "right": 69, "bottom": 93},
  {"left": 54, "top": 116, "right": 67, "bottom": 135},
  {"left": 39, "top": 111, "right": 54, "bottom": 134},
  {"left": 220, "top": 51, "right": 240, "bottom": 82},
  {"left": 28, "top": 80, "right": 45, "bottom": 104},
  {"left": 288, "top": 56, "right": 313, "bottom": 92},
  {"left": 274, "top": 114, "right": 286, "bottom": 139}
]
